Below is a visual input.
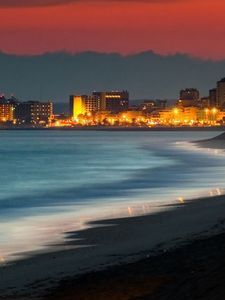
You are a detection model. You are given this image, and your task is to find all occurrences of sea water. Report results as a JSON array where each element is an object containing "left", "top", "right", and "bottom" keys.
[{"left": 0, "top": 130, "right": 224, "bottom": 261}]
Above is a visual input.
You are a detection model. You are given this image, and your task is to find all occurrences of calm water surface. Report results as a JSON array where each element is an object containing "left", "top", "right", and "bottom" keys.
[{"left": 0, "top": 130, "right": 224, "bottom": 262}]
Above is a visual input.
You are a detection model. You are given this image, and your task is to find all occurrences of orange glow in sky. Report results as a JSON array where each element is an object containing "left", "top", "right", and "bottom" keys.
[{"left": 0, "top": 0, "right": 224, "bottom": 59}]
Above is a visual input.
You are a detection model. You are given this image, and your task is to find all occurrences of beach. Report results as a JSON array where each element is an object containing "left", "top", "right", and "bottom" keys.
[
  {"left": 1, "top": 194, "right": 225, "bottom": 299},
  {"left": 46, "top": 229, "right": 225, "bottom": 300},
  {"left": 1, "top": 131, "right": 225, "bottom": 299},
  {"left": 193, "top": 131, "right": 225, "bottom": 149}
]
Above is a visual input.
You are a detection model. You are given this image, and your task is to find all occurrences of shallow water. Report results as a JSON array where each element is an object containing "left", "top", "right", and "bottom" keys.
[{"left": 0, "top": 130, "right": 224, "bottom": 262}]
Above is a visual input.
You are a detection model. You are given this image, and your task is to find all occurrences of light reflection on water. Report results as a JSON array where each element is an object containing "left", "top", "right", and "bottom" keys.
[{"left": 0, "top": 130, "right": 225, "bottom": 263}]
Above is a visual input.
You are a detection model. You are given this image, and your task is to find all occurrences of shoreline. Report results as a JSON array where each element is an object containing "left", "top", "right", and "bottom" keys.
[
  {"left": 193, "top": 131, "right": 225, "bottom": 149},
  {"left": 1, "top": 133, "right": 225, "bottom": 299},
  {"left": 0, "top": 126, "right": 225, "bottom": 131},
  {"left": 1, "top": 194, "right": 225, "bottom": 299}
]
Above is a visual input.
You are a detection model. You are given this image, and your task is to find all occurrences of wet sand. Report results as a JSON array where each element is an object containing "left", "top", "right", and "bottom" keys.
[{"left": 1, "top": 194, "right": 225, "bottom": 299}]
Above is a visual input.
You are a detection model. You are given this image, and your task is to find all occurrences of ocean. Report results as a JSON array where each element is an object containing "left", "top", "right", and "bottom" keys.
[{"left": 0, "top": 130, "right": 224, "bottom": 262}]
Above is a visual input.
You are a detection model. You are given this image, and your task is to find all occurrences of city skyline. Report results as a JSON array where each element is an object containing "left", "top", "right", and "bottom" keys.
[
  {"left": 0, "top": 0, "right": 225, "bottom": 60},
  {"left": 1, "top": 77, "right": 225, "bottom": 128}
]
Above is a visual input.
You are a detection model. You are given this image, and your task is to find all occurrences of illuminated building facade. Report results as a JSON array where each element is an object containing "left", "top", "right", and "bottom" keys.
[
  {"left": 15, "top": 101, "right": 53, "bottom": 125},
  {"left": 70, "top": 95, "right": 101, "bottom": 119},
  {"left": 159, "top": 107, "right": 198, "bottom": 125},
  {"left": 92, "top": 91, "right": 129, "bottom": 113},
  {"left": 0, "top": 96, "right": 16, "bottom": 122},
  {"left": 0, "top": 103, "right": 14, "bottom": 122}
]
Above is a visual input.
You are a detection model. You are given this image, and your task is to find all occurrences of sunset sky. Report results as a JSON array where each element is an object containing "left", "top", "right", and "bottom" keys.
[{"left": 0, "top": 0, "right": 224, "bottom": 60}]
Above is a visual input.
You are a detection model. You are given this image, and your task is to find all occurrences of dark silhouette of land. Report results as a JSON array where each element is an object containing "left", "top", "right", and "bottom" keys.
[{"left": 0, "top": 51, "right": 225, "bottom": 102}]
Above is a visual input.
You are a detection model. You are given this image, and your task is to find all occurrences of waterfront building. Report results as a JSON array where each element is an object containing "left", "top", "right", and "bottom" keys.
[
  {"left": 0, "top": 96, "right": 15, "bottom": 122},
  {"left": 15, "top": 101, "right": 53, "bottom": 125},
  {"left": 139, "top": 100, "right": 156, "bottom": 112},
  {"left": 197, "top": 107, "right": 219, "bottom": 124},
  {"left": 140, "top": 99, "right": 167, "bottom": 113},
  {"left": 209, "top": 88, "right": 217, "bottom": 107},
  {"left": 182, "top": 107, "right": 198, "bottom": 123},
  {"left": 0, "top": 103, "right": 14, "bottom": 122},
  {"left": 158, "top": 106, "right": 199, "bottom": 125},
  {"left": 217, "top": 110, "right": 225, "bottom": 124},
  {"left": 158, "top": 109, "right": 174, "bottom": 124},
  {"left": 198, "top": 97, "right": 210, "bottom": 109},
  {"left": 180, "top": 88, "right": 200, "bottom": 101},
  {"left": 92, "top": 91, "right": 129, "bottom": 113},
  {"left": 178, "top": 88, "right": 200, "bottom": 107},
  {"left": 70, "top": 95, "right": 101, "bottom": 119},
  {"left": 118, "top": 111, "right": 145, "bottom": 123},
  {"left": 216, "top": 78, "right": 225, "bottom": 108}
]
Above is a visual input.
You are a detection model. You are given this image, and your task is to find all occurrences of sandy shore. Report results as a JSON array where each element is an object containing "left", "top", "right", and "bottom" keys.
[
  {"left": 1, "top": 132, "right": 225, "bottom": 299},
  {"left": 1, "top": 195, "right": 225, "bottom": 299},
  {"left": 193, "top": 131, "right": 225, "bottom": 149},
  {"left": 46, "top": 230, "right": 225, "bottom": 300}
]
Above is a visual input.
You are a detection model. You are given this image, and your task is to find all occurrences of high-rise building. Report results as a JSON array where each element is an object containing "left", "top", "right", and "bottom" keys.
[
  {"left": 15, "top": 101, "right": 53, "bottom": 125},
  {"left": 180, "top": 88, "right": 200, "bottom": 100},
  {"left": 216, "top": 78, "right": 225, "bottom": 108},
  {"left": 92, "top": 91, "right": 129, "bottom": 113},
  {"left": 0, "top": 103, "right": 14, "bottom": 122},
  {"left": 209, "top": 88, "right": 217, "bottom": 107},
  {"left": 199, "top": 97, "right": 210, "bottom": 108},
  {"left": 178, "top": 88, "right": 200, "bottom": 107},
  {"left": 70, "top": 95, "right": 101, "bottom": 119}
]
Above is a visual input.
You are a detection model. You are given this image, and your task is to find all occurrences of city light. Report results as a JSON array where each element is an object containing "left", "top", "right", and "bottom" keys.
[
  {"left": 173, "top": 108, "right": 179, "bottom": 115},
  {"left": 1, "top": 81, "right": 225, "bottom": 128}
]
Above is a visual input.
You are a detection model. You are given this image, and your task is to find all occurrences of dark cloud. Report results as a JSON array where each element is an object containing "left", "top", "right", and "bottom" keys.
[
  {"left": 0, "top": 51, "right": 222, "bottom": 102},
  {"left": 0, "top": 0, "right": 74, "bottom": 7},
  {"left": 0, "top": 0, "right": 188, "bottom": 8}
]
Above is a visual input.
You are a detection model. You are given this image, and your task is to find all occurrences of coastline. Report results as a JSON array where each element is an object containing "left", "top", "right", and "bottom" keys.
[
  {"left": 0, "top": 125, "right": 225, "bottom": 131},
  {"left": 1, "top": 193, "right": 225, "bottom": 299},
  {"left": 193, "top": 132, "right": 225, "bottom": 149},
  {"left": 1, "top": 132, "right": 225, "bottom": 299}
]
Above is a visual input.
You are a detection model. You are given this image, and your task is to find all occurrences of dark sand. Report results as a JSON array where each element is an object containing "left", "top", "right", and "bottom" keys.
[{"left": 46, "top": 230, "right": 225, "bottom": 300}]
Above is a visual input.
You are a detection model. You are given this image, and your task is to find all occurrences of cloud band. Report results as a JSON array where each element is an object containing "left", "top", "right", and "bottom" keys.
[{"left": 0, "top": 0, "right": 188, "bottom": 8}]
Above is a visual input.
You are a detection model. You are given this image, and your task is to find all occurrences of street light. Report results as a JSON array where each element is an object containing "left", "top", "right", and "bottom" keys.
[
  {"left": 204, "top": 108, "right": 209, "bottom": 124},
  {"left": 173, "top": 108, "right": 179, "bottom": 115},
  {"left": 211, "top": 108, "right": 218, "bottom": 124}
]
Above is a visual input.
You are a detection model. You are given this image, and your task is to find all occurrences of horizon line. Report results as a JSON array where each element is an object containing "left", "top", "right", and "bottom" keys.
[{"left": 0, "top": 49, "right": 223, "bottom": 62}]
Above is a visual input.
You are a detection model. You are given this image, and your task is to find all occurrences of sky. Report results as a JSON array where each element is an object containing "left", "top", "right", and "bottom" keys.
[{"left": 0, "top": 0, "right": 224, "bottom": 60}]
